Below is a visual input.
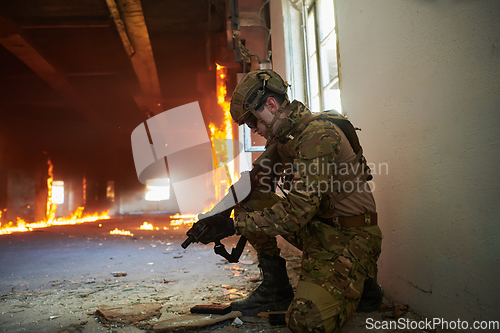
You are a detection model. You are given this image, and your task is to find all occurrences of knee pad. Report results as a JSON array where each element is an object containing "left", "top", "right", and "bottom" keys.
[
  {"left": 286, "top": 297, "right": 330, "bottom": 332},
  {"left": 286, "top": 280, "right": 350, "bottom": 332}
]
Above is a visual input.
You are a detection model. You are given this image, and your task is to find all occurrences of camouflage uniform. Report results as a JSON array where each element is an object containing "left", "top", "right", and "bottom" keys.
[{"left": 234, "top": 101, "right": 382, "bottom": 332}]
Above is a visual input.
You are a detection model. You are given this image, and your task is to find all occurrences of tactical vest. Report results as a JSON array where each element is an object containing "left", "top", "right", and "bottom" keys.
[{"left": 275, "top": 110, "right": 372, "bottom": 217}]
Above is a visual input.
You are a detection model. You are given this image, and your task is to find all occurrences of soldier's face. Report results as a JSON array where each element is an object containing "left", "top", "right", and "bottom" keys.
[
  {"left": 252, "top": 103, "right": 285, "bottom": 140},
  {"left": 251, "top": 105, "right": 273, "bottom": 139}
]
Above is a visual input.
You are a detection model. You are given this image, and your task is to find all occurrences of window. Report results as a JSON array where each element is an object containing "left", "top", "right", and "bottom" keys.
[
  {"left": 306, "top": 0, "right": 341, "bottom": 113},
  {"left": 52, "top": 181, "right": 65, "bottom": 204},
  {"left": 145, "top": 178, "right": 170, "bottom": 201}
]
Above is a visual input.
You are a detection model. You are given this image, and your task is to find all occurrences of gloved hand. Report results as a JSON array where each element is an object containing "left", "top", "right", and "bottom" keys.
[{"left": 187, "top": 213, "right": 235, "bottom": 245}]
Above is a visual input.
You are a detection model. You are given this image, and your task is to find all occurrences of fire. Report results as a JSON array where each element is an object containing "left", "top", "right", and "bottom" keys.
[
  {"left": 211, "top": 64, "right": 238, "bottom": 201},
  {"left": 0, "top": 218, "right": 29, "bottom": 234},
  {"left": 0, "top": 159, "right": 110, "bottom": 236},
  {"left": 139, "top": 221, "right": 153, "bottom": 230},
  {"left": 170, "top": 213, "right": 197, "bottom": 226},
  {"left": 0, "top": 208, "right": 110, "bottom": 235},
  {"left": 46, "top": 159, "right": 57, "bottom": 221},
  {"left": 110, "top": 228, "right": 134, "bottom": 237},
  {"left": 165, "top": 64, "right": 237, "bottom": 226}
]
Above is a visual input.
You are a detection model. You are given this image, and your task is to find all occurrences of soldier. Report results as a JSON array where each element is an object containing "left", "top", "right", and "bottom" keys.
[{"left": 196, "top": 69, "right": 383, "bottom": 332}]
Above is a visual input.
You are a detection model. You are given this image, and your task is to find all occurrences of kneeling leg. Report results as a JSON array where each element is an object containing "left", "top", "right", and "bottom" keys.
[{"left": 286, "top": 281, "right": 358, "bottom": 333}]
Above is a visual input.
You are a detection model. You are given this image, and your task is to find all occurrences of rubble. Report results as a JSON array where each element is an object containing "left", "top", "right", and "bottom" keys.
[
  {"left": 0, "top": 217, "right": 436, "bottom": 333},
  {"left": 152, "top": 311, "right": 242, "bottom": 332},
  {"left": 95, "top": 303, "right": 162, "bottom": 324}
]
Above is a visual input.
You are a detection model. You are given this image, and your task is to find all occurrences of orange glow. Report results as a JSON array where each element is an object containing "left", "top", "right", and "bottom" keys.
[
  {"left": 0, "top": 159, "right": 110, "bottom": 236},
  {"left": 83, "top": 175, "right": 87, "bottom": 205},
  {"left": 154, "top": 64, "right": 236, "bottom": 224},
  {"left": 46, "top": 159, "right": 56, "bottom": 221},
  {"left": 110, "top": 228, "right": 134, "bottom": 237},
  {"left": 169, "top": 213, "right": 197, "bottom": 226},
  {"left": 211, "top": 63, "right": 238, "bottom": 202},
  {"left": 0, "top": 208, "right": 110, "bottom": 235},
  {"left": 139, "top": 221, "right": 153, "bottom": 230}
]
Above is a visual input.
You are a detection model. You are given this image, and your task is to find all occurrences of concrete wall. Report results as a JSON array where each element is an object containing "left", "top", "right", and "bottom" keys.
[{"left": 333, "top": 0, "right": 500, "bottom": 326}]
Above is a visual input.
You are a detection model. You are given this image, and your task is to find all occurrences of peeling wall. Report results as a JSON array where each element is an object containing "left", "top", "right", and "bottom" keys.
[{"left": 334, "top": 0, "right": 500, "bottom": 325}]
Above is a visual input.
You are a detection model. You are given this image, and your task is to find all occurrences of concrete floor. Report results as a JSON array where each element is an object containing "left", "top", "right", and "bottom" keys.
[{"left": 0, "top": 215, "right": 450, "bottom": 332}]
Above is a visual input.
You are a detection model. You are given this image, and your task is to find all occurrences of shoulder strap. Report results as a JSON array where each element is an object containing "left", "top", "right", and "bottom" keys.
[
  {"left": 295, "top": 113, "right": 322, "bottom": 133},
  {"left": 293, "top": 110, "right": 362, "bottom": 155},
  {"left": 294, "top": 110, "right": 372, "bottom": 181},
  {"left": 321, "top": 112, "right": 363, "bottom": 156}
]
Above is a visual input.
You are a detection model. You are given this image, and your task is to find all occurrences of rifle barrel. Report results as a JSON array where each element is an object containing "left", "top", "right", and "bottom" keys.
[{"left": 181, "top": 237, "right": 193, "bottom": 249}]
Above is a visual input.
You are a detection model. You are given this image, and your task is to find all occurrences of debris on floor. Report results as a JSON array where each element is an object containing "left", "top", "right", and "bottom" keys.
[
  {"left": 95, "top": 302, "right": 162, "bottom": 324},
  {"left": 0, "top": 217, "right": 439, "bottom": 333},
  {"left": 152, "top": 311, "right": 242, "bottom": 332},
  {"left": 381, "top": 301, "right": 410, "bottom": 319}
]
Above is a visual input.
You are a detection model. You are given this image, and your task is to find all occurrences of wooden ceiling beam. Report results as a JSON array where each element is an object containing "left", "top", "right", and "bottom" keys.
[
  {"left": 21, "top": 23, "right": 111, "bottom": 29},
  {"left": 106, "top": 0, "right": 163, "bottom": 115},
  {"left": 0, "top": 13, "right": 104, "bottom": 125}
]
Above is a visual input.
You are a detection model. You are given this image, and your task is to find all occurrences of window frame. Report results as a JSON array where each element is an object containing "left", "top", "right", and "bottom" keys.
[{"left": 305, "top": 0, "right": 342, "bottom": 114}]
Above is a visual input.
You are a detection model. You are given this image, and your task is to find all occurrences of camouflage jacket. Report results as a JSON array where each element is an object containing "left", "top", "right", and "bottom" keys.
[{"left": 235, "top": 100, "right": 375, "bottom": 237}]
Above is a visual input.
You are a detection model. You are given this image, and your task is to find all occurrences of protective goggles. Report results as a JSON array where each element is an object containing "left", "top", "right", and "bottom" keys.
[{"left": 244, "top": 112, "right": 258, "bottom": 128}]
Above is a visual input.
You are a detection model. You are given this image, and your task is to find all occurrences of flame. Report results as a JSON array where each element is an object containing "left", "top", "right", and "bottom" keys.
[
  {"left": 166, "top": 64, "right": 238, "bottom": 226},
  {"left": 1, "top": 218, "right": 29, "bottom": 234},
  {"left": 46, "top": 159, "right": 57, "bottom": 221},
  {"left": 139, "top": 221, "right": 153, "bottom": 230},
  {"left": 0, "top": 208, "right": 110, "bottom": 235},
  {"left": 0, "top": 159, "right": 110, "bottom": 236},
  {"left": 211, "top": 64, "right": 239, "bottom": 202},
  {"left": 110, "top": 228, "right": 134, "bottom": 237},
  {"left": 169, "top": 213, "right": 197, "bottom": 226}
]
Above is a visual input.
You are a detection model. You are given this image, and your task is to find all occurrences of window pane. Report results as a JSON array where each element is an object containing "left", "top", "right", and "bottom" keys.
[
  {"left": 320, "top": 36, "right": 338, "bottom": 87},
  {"left": 312, "top": 95, "right": 321, "bottom": 113},
  {"left": 318, "top": 0, "right": 335, "bottom": 42},
  {"left": 309, "top": 54, "right": 319, "bottom": 97},
  {"left": 52, "top": 181, "right": 64, "bottom": 204},
  {"left": 306, "top": 11, "right": 317, "bottom": 56},
  {"left": 145, "top": 178, "right": 170, "bottom": 201},
  {"left": 323, "top": 82, "right": 342, "bottom": 113}
]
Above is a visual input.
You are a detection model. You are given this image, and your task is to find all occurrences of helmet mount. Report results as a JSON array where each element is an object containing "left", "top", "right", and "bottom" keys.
[{"left": 230, "top": 70, "right": 289, "bottom": 129}]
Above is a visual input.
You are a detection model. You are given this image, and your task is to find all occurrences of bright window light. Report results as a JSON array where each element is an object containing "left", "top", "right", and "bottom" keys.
[
  {"left": 306, "top": 0, "right": 342, "bottom": 114},
  {"left": 52, "top": 181, "right": 65, "bottom": 204},
  {"left": 145, "top": 178, "right": 170, "bottom": 201}
]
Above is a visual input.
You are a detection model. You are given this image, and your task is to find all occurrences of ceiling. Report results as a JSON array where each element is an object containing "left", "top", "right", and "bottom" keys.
[{"left": 0, "top": 0, "right": 237, "bottom": 185}]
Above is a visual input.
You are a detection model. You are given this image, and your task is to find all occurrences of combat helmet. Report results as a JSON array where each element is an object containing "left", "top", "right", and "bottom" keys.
[{"left": 230, "top": 70, "right": 289, "bottom": 125}]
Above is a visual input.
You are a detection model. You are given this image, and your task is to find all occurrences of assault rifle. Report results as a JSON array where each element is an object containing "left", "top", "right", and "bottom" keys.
[{"left": 181, "top": 142, "right": 279, "bottom": 262}]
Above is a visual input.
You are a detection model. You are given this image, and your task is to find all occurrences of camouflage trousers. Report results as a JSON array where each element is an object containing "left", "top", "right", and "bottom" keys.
[{"left": 244, "top": 219, "right": 382, "bottom": 333}]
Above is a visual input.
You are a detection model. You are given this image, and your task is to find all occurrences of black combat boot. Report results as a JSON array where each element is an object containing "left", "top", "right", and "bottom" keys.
[
  {"left": 231, "top": 254, "right": 294, "bottom": 316},
  {"left": 357, "top": 269, "right": 383, "bottom": 312}
]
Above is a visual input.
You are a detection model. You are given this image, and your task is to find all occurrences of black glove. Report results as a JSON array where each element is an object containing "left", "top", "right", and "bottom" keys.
[{"left": 186, "top": 214, "right": 235, "bottom": 245}]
